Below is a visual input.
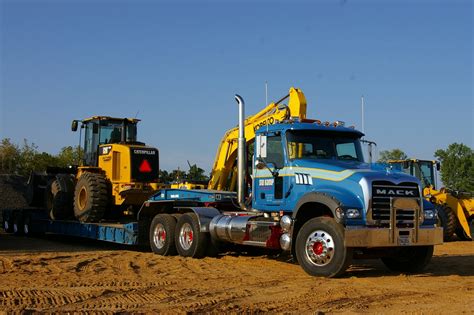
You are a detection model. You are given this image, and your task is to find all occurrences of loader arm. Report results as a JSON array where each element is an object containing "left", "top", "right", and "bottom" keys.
[{"left": 208, "top": 87, "right": 307, "bottom": 191}]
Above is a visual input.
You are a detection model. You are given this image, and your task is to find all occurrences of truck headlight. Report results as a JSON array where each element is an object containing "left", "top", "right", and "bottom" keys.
[
  {"left": 424, "top": 209, "right": 435, "bottom": 220},
  {"left": 346, "top": 208, "right": 361, "bottom": 219}
]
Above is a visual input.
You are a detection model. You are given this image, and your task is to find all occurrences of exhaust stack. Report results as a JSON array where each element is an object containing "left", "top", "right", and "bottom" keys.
[{"left": 235, "top": 94, "right": 247, "bottom": 210}]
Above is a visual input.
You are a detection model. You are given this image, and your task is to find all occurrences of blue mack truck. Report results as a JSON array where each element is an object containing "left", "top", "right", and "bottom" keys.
[
  {"left": 2, "top": 92, "right": 443, "bottom": 278},
  {"left": 143, "top": 94, "right": 443, "bottom": 277}
]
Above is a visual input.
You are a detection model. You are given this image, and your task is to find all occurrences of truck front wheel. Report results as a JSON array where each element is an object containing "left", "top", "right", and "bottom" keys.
[
  {"left": 149, "top": 214, "right": 177, "bottom": 256},
  {"left": 381, "top": 245, "right": 434, "bottom": 273},
  {"left": 175, "top": 213, "right": 208, "bottom": 258},
  {"left": 295, "top": 217, "right": 352, "bottom": 278}
]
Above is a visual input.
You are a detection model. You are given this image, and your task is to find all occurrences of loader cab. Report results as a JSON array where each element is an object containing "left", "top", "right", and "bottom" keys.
[
  {"left": 388, "top": 159, "right": 439, "bottom": 189},
  {"left": 72, "top": 116, "right": 139, "bottom": 167}
]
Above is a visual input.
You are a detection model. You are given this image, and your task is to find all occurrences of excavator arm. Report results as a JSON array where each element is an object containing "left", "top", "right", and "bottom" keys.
[{"left": 208, "top": 87, "right": 307, "bottom": 191}]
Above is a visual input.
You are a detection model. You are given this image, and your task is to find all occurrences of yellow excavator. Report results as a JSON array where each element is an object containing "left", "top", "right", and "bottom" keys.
[
  {"left": 208, "top": 87, "right": 308, "bottom": 192},
  {"left": 388, "top": 159, "right": 473, "bottom": 241},
  {"left": 28, "top": 116, "right": 161, "bottom": 222}
]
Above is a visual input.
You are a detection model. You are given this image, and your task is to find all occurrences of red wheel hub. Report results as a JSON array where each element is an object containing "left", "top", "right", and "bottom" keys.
[
  {"left": 159, "top": 230, "right": 166, "bottom": 241},
  {"left": 312, "top": 241, "right": 324, "bottom": 255},
  {"left": 188, "top": 231, "right": 193, "bottom": 242}
]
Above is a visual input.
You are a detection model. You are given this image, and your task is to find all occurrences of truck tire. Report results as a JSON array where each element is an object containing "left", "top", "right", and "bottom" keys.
[
  {"left": 149, "top": 214, "right": 177, "bottom": 255},
  {"left": 175, "top": 213, "right": 208, "bottom": 258},
  {"left": 74, "top": 173, "right": 109, "bottom": 222},
  {"left": 381, "top": 245, "right": 434, "bottom": 273},
  {"left": 295, "top": 217, "right": 352, "bottom": 278},
  {"left": 436, "top": 204, "right": 456, "bottom": 241},
  {"left": 45, "top": 175, "right": 75, "bottom": 220}
]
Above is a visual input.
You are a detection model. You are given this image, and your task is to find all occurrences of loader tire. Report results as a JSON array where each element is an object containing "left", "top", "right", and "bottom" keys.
[
  {"left": 74, "top": 173, "right": 109, "bottom": 222},
  {"left": 45, "top": 175, "right": 75, "bottom": 220},
  {"left": 436, "top": 204, "right": 457, "bottom": 241}
]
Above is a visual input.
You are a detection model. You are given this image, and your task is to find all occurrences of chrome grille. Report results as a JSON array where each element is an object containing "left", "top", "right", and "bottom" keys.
[{"left": 371, "top": 181, "right": 420, "bottom": 228}]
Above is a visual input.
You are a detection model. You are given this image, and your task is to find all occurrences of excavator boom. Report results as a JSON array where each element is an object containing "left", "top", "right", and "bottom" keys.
[{"left": 208, "top": 87, "right": 307, "bottom": 191}]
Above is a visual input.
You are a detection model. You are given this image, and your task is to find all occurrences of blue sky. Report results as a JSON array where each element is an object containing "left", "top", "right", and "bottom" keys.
[{"left": 1, "top": 0, "right": 472, "bottom": 172}]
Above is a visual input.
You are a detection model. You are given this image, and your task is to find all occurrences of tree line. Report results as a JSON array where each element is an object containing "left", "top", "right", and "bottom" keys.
[
  {"left": 0, "top": 138, "right": 208, "bottom": 183},
  {"left": 1, "top": 138, "right": 470, "bottom": 191}
]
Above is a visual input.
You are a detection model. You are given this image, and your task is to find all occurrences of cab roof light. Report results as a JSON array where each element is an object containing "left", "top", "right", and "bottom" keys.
[{"left": 324, "top": 121, "right": 330, "bottom": 126}]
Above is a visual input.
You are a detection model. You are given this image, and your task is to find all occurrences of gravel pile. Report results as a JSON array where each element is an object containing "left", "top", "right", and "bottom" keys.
[{"left": 0, "top": 175, "right": 28, "bottom": 222}]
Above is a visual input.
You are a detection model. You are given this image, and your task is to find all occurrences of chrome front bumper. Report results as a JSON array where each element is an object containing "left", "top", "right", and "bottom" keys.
[{"left": 344, "top": 227, "right": 443, "bottom": 247}]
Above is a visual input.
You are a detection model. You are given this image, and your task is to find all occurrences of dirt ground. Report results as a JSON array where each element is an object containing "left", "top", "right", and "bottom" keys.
[{"left": 0, "top": 233, "right": 472, "bottom": 314}]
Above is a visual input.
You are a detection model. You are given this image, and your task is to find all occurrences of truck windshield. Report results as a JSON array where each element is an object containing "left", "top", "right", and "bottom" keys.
[{"left": 286, "top": 130, "right": 364, "bottom": 162}]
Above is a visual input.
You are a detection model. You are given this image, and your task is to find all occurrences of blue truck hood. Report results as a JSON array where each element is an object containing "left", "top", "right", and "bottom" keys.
[{"left": 288, "top": 159, "right": 420, "bottom": 185}]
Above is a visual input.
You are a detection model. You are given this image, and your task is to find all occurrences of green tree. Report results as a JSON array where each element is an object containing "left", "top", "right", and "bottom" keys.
[
  {"left": 378, "top": 149, "right": 408, "bottom": 163},
  {"left": 0, "top": 138, "right": 21, "bottom": 174},
  {"left": 435, "top": 143, "right": 474, "bottom": 192},
  {"left": 57, "top": 146, "right": 83, "bottom": 166},
  {"left": 17, "top": 139, "right": 40, "bottom": 176},
  {"left": 187, "top": 163, "right": 208, "bottom": 182}
]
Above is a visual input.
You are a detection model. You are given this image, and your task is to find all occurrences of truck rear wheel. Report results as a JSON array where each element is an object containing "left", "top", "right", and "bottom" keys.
[
  {"left": 149, "top": 214, "right": 177, "bottom": 255},
  {"left": 295, "top": 217, "right": 352, "bottom": 278},
  {"left": 74, "top": 173, "right": 109, "bottom": 222},
  {"left": 381, "top": 245, "right": 434, "bottom": 273},
  {"left": 175, "top": 213, "right": 208, "bottom": 258},
  {"left": 436, "top": 204, "right": 456, "bottom": 241},
  {"left": 45, "top": 175, "right": 75, "bottom": 220}
]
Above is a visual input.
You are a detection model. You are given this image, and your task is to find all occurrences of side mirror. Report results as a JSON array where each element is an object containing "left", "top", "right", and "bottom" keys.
[
  {"left": 436, "top": 161, "right": 441, "bottom": 171},
  {"left": 255, "top": 134, "right": 267, "bottom": 159},
  {"left": 255, "top": 158, "right": 266, "bottom": 170},
  {"left": 71, "top": 120, "right": 78, "bottom": 132}
]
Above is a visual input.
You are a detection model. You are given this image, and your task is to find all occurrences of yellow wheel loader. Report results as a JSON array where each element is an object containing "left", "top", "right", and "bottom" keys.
[
  {"left": 28, "top": 116, "right": 161, "bottom": 222},
  {"left": 388, "top": 159, "right": 473, "bottom": 241}
]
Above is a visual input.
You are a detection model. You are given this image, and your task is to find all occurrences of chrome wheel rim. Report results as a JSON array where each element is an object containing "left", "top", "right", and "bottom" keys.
[
  {"left": 153, "top": 223, "right": 166, "bottom": 249},
  {"left": 305, "top": 230, "right": 335, "bottom": 266},
  {"left": 179, "top": 223, "right": 193, "bottom": 251}
]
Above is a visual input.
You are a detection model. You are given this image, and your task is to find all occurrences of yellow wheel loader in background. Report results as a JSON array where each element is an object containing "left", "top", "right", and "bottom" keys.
[
  {"left": 28, "top": 116, "right": 161, "bottom": 222},
  {"left": 388, "top": 159, "right": 473, "bottom": 241}
]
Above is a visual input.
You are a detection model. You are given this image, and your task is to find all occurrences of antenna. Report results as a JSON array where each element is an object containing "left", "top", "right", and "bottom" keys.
[
  {"left": 134, "top": 110, "right": 140, "bottom": 119},
  {"left": 361, "top": 95, "right": 365, "bottom": 134},
  {"left": 265, "top": 81, "right": 268, "bottom": 105}
]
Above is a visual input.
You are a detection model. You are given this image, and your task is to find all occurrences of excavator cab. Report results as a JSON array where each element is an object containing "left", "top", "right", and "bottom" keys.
[{"left": 72, "top": 116, "right": 139, "bottom": 167}]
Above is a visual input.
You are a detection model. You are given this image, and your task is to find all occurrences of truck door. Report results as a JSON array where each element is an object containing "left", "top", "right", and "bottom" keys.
[{"left": 253, "top": 133, "right": 289, "bottom": 209}]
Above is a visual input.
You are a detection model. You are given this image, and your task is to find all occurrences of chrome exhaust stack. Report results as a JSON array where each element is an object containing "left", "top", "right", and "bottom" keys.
[{"left": 235, "top": 94, "right": 248, "bottom": 210}]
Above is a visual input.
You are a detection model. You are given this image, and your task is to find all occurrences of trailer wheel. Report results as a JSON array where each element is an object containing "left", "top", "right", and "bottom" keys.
[
  {"left": 3, "top": 215, "right": 13, "bottom": 233},
  {"left": 74, "top": 173, "right": 109, "bottom": 222},
  {"left": 436, "top": 204, "right": 457, "bottom": 241},
  {"left": 295, "top": 217, "right": 352, "bottom": 278},
  {"left": 381, "top": 245, "right": 434, "bottom": 273},
  {"left": 46, "top": 175, "right": 75, "bottom": 220},
  {"left": 13, "top": 213, "right": 24, "bottom": 235},
  {"left": 175, "top": 213, "right": 208, "bottom": 258},
  {"left": 149, "top": 214, "right": 177, "bottom": 255},
  {"left": 23, "top": 214, "right": 31, "bottom": 236}
]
